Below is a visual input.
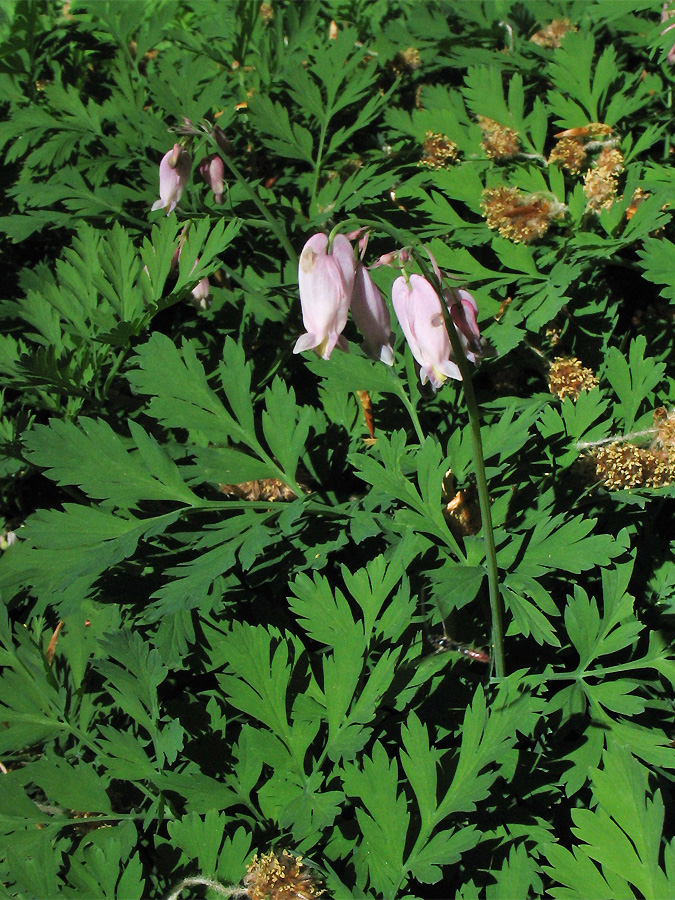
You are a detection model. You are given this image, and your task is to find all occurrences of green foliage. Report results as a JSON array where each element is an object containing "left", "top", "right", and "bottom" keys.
[{"left": 2, "top": 1, "right": 675, "bottom": 898}]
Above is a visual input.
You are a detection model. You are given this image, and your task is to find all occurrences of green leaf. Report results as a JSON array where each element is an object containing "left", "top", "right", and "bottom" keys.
[
  {"left": 604, "top": 336, "right": 665, "bottom": 430},
  {"left": 22, "top": 755, "right": 113, "bottom": 814},
  {"left": 23, "top": 417, "right": 198, "bottom": 508},
  {"left": 636, "top": 237, "right": 675, "bottom": 303},
  {"left": 341, "top": 741, "right": 410, "bottom": 896}
]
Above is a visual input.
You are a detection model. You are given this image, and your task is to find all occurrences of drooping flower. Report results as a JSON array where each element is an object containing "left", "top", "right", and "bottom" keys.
[
  {"left": 190, "top": 275, "right": 211, "bottom": 310},
  {"left": 151, "top": 143, "right": 191, "bottom": 216},
  {"left": 445, "top": 287, "right": 483, "bottom": 363},
  {"left": 392, "top": 274, "right": 461, "bottom": 389},
  {"left": 199, "top": 155, "right": 225, "bottom": 204},
  {"left": 350, "top": 262, "right": 394, "bottom": 365},
  {"left": 293, "top": 233, "right": 355, "bottom": 360}
]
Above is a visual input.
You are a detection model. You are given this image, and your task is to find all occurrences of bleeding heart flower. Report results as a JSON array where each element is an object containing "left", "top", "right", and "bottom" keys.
[
  {"left": 199, "top": 155, "right": 225, "bottom": 204},
  {"left": 151, "top": 144, "right": 191, "bottom": 216},
  {"left": 350, "top": 263, "right": 394, "bottom": 365},
  {"left": 444, "top": 287, "right": 483, "bottom": 363},
  {"left": 392, "top": 274, "right": 461, "bottom": 389},
  {"left": 293, "top": 233, "right": 355, "bottom": 360}
]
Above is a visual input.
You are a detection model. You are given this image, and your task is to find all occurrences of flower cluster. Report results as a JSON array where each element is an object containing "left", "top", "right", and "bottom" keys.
[
  {"left": 293, "top": 232, "right": 483, "bottom": 391},
  {"left": 419, "top": 131, "right": 459, "bottom": 168},
  {"left": 580, "top": 407, "right": 675, "bottom": 492},
  {"left": 529, "top": 18, "right": 577, "bottom": 49},
  {"left": 244, "top": 850, "right": 324, "bottom": 900},
  {"left": 477, "top": 116, "right": 520, "bottom": 160},
  {"left": 481, "top": 187, "right": 565, "bottom": 244},
  {"left": 151, "top": 138, "right": 228, "bottom": 215},
  {"left": 548, "top": 356, "right": 599, "bottom": 401}
]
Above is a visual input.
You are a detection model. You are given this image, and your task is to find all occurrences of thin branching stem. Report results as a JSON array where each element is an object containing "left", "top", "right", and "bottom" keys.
[{"left": 204, "top": 134, "right": 298, "bottom": 268}]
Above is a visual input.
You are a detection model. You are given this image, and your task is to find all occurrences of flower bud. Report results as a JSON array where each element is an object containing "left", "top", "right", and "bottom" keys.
[
  {"left": 199, "top": 155, "right": 225, "bottom": 204},
  {"left": 392, "top": 274, "right": 461, "bottom": 389},
  {"left": 294, "top": 233, "right": 355, "bottom": 360},
  {"left": 351, "top": 263, "right": 394, "bottom": 365},
  {"left": 151, "top": 144, "right": 191, "bottom": 216}
]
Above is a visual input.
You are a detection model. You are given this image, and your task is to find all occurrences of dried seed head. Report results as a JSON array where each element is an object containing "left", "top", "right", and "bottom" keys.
[
  {"left": 420, "top": 131, "right": 459, "bottom": 168},
  {"left": 477, "top": 116, "right": 520, "bottom": 159},
  {"left": 530, "top": 18, "right": 577, "bottom": 49},
  {"left": 391, "top": 47, "right": 421, "bottom": 75},
  {"left": 442, "top": 488, "right": 481, "bottom": 538},
  {"left": 244, "top": 851, "right": 324, "bottom": 900},
  {"left": 548, "top": 137, "right": 587, "bottom": 174},
  {"left": 650, "top": 407, "right": 675, "bottom": 467},
  {"left": 583, "top": 168, "right": 618, "bottom": 212},
  {"left": 481, "top": 186, "right": 564, "bottom": 243},
  {"left": 548, "top": 357, "right": 599, "bottom": 401},
  {"left": 643, "top": 452, "right": 675, "bottom": 488},
  {"left": 626, "top": 188, "right": 649, "bottom": 220},
  {"left": 595, "top": 147, "right": 624, "bottom": 178},
  {"left": 587, "top": 443, "right": 647, "bottom": 490},
  {"left": 218, "top": 479, "right": 298, "bottom": 501},
  {"left": 259, "top": 2, "right": 274, "bottom": 23}
]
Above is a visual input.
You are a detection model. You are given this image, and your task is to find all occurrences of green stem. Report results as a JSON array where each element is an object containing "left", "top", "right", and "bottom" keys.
[
  {"left": 204, "top": 135, "right": 298, "bottom": 268},
  {"left": 331, "top": 217, "right": 504, "bottom": 676},
  {"left": 310, "top": 119, "right": 329, "bottom": 212}
]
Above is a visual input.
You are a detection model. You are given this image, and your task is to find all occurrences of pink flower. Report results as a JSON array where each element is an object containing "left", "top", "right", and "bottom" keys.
[
  {"left": 199, "top": 155, "right": 225, "bottom": 204},
  {"left": 351, "top": 262, "right": 394, "bottom": 365},
  {"left": 392, "top": 274, "right": 461, "bottom": 389},
  {"left": 293, "top": 233, "right": 355, "bottom": 359},
  {"left": 191, "top": 276, "right": 211, "bottom": 310},
  {"left": 445, "top": 288, "right": 483, "bottom": 363},
  {"left": 663, "top": 4, "right": 675, "bottom": 62},
  {"left": 151, "top": 144, "right": 191, "bottom": 216}
]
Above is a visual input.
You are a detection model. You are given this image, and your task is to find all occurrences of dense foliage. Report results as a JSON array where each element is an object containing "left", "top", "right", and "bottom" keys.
[{"left": 2, "top": 1, "right": 675, "bottom": 897}]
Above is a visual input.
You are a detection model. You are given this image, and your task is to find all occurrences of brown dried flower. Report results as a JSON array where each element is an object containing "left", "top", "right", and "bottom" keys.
[
  {"left": 548, "top": 357, "right": 599, "bottom": 401},
  {"left": 555, "top": 122, "right": 613, "bottom": 140},
  {"left": 245, "top": 851, "right": 324, "bottom": 900},
  {"left": 420, "top": 131, "right": 459, "bottom": 168},
  {"left": 595, "top": 147, "right": 624, "bottom": 178},
  {"left": 441, "top": 470, "right": 481, "bottom": 538},
  {"left": 391, "top": 47, "right": 422, "bottom": 75},
  {"left": 583, "top": 168, "right": 618, "bottom": 212},
  {"left": 218, "top": 479, "right": 297, "bottom": 501},
  {"left": 586, "top": 443, "right": 646, "bottom": 490},
  {"left": 259, "top": 2, "right": 274, "bottom": 23},
  {"left": 626, "top": 188, "right": 649, "bottom": 221},
  {"left": 477, "top": 116, "right": 520, "bottom": 159},
  {"left": 481, "top": 186, "right": 564, "bottom": 243},
  {"left": 548, "top": 137, "right": 587, "bottom": 174},
  {"left": 530, "top": 18, "right": 577, "bottom": 49}
]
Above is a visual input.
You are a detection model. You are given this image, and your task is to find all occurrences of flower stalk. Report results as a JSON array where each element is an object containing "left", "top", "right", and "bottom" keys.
[{"left": 327, "top": 218, "right": 505, "bottom": 676}]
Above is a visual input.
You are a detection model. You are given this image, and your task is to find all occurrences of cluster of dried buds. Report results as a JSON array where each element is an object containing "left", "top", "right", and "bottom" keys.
[
  {"left": 583, "top": 412, "right": 675, "bottom": 491},
  {"left": 547, "top": 123, "right": 625, "bottom": 213},
  {"left": 548, "top": 356, "right": 599, "bottom": 402},
  {"left": 294, "top": 232, "right": 484, "bottom": 392},
  {"left": 481, "top": 187, "right": 566, "bottom": 244},
  {"left": 167, "top": 850, "right": 325, "bottom": 900},
  {"left": 529, "top": 18, "right": 577, "bottom": 49}
]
